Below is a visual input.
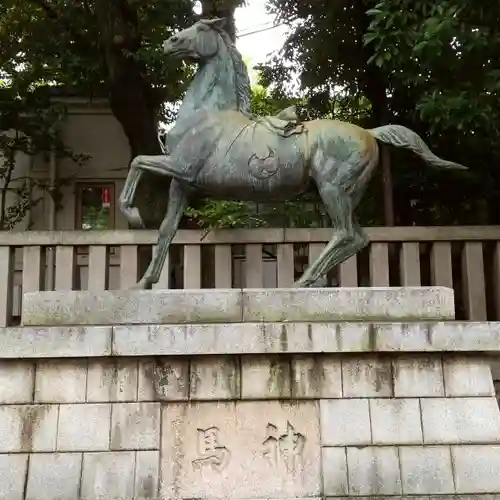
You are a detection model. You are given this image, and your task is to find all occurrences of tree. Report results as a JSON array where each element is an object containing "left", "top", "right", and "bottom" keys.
[
  {"left": 259, "top": 0, "right": 494, "bottom": 225},
  {"left": 1, "top": 0, "right": 253, "bottom": 227},
  {"left": 0, "top": 82, "right": 88, "bottom": 230},
  {"left": 364, "top": 0, "right": 500, "bottom": 223},
  {"left": 258, "top": 0, "right": 397, "bottom": 225},
  {"left": 201, "top": 0, "right": 245, "bottom": 40},
  {"left": 1, "top": 0, "right": 195, "bottom": 227}
]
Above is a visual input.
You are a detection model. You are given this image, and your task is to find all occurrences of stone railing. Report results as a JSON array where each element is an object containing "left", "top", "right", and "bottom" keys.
[{"left": 1, "top": 226, "right": 500, "bottom": 325}]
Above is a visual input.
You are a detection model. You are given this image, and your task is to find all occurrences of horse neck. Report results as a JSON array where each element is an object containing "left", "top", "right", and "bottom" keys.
[{"left": 176, "top": 40, "right": 250, "bottom": 127}]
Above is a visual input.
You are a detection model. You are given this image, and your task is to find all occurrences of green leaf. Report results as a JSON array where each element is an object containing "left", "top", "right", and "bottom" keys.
[{"left": 363, "top": 32, "right": 378, "bottom": 45}]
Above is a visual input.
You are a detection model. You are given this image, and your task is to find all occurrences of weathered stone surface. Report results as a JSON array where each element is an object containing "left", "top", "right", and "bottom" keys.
[
  {"left": 23, "top": 289, "right": 243, "bottom": 326},
  {"left": 376, "top": 322, "right": 500, "bottom": 352},
  {"left": 313, "top": 322, "right": 373, "bottom": 352},
  {"left": 6, "top": 280, "right": 500, "bottom": 500},
  {"left": 57, "top": 403, "right": 111, "bottom": 451},
  {"left": 26, "top": 453, "right": 82, "bottom": 500},
  {"left": 0, "top": 326, "right": 111, "bottom": 358},
  {"left": 241, "top": 355, "right": 291, "bottom": 399},
  {"left": 112, "top": 321, "right": 500, "bottom": 357},
  {"left": 81, "top": 451, "right": 135, "bottom": 499},
  {"left": 0, "top": 360, "right": 34, "bottom": 403},
  {"left": 374, "top": 322, "right": 434, "bottom": 351},
  {"left": 87, "top": 359, "right": 138, "bottom": 402},
  {"left": 443, "top": 357, "right": 495, "bottom": 397},
  {"left": 328, "top": 497, "right": 493, "bottom": 500},
  {"left": 427, "top": 322, "right": 500, "bottom": 351},
  {"left": 291, "top": 355, "right": 342, "bottom": 399},
  {"left": 161, "top": 401, "right": 320, "bottom": 499},
  {"left": 190, "top": 356, "right": 241, "bottom": 400},
  {"left": 452, "top": 445, "right": 500, "bottom": 493},
  {"left": 320, "top": 399, "right": 371, "bottom": 446},
  {"left": 138, "top": 360, "right": 158, "bottom": 401},
  {"left": 139, "top": 358, "right": 189, "bottom": 401},
  {"left": 111, "top": 402, "right": 160, "bottom": 450},
  {"left": 113, "top": 322, "right": 316, "bottom": 356},
  {"left": 322, "top": 447, "right": 348, "bottom": 496},
  {"left": 135, "top": 450, "right": 160, "bottom": 499},
  {"left": 347, "top": 446, "right": 402, "bottom": 495},
  {"left": 370, "top": 398, "right": 423, "bottom": 445},
  {"left": 0, "top": 405, "right": 58, "bottom": 452},
  {"left": 327, "top": 497, "right": 432, "bottom": 500},
  {"left": 421, "top": 397, "right": 500, "bottom": 444},
  {"left": 35, "top": 360, "right": 87, "bottom": 403},
  {"left": 242, "top": 287, "right": 455, "bottom": 322},
  {"left": 2, "top": 322, "right": 500, "bottom": 359},
  {"left": 342, "top": 356, "right": 393, "bottom": 397},
  {"left": 399, "top": 446, "right": 455, "bottom": 495},
  {"left": 23, "top": 286, "right": 454, "bottom": 326},
  {"left": 393, "top": 356, "right": 444, "bottom": 397},
  {"left": 0, "top": 453, "right": 28, "bottom": 500}
]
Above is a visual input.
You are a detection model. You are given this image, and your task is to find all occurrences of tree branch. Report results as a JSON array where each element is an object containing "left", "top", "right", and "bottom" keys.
[
  {"left": 26, "top": 0, "right": 92, "bottom": 51},
  {"left": 27, "top": 0, "right": 59, "bottom": 20}
]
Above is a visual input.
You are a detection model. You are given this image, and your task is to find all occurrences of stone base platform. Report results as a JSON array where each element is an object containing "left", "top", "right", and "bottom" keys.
[
  {"left": 22, "top": 286, "right": 454, "bottom": 325},
  {"left": 1, "top": 286, "right": 499, "bottom": 499},
  {"left": 1, "top": 343, "right": 500, "bottom": 498}
]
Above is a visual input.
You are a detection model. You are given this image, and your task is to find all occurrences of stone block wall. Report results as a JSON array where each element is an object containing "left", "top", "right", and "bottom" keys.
[
  {"left": 1, "top": 350, "right": 500, "bottom": 499},
  {"left": 3, "top": 286, "right": 500, "bottom": 499}
]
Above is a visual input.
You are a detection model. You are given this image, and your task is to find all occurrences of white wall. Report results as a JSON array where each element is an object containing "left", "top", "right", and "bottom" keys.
[{"left": 3, "top": 98, "right": 132, "bottom": 231}]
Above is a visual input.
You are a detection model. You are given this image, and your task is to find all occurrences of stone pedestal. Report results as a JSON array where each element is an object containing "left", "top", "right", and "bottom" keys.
[
  {"left": 22, "top": 286, "right": 454, "bottom": 325},
  {"left": 0, "top": 287, "right": 499, "bottom": 499}
]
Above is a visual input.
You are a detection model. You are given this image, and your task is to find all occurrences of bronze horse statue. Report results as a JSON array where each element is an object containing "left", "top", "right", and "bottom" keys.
[{"left": 119, "top": 18, "right": 467, "bottom": 289}]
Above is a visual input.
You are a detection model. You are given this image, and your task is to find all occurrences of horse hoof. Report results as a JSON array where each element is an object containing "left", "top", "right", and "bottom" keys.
[
  {"left": 293, "top": 279, "right": 313, "bottom": 288},
  {"left": 129, "top": 279, "right": 152, "bottom": 290},
  {"left": 125, "top": 207, "right": 145, "bottom": 229}
]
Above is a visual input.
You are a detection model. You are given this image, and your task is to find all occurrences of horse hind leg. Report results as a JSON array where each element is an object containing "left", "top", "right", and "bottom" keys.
[{"left": 295, "top": 163, "right": 369, "bottom": 287}]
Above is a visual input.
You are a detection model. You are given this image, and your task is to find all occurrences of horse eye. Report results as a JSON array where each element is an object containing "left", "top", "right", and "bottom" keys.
[{"left": 170, "top": 36, "right": 179, "bottom": 43}]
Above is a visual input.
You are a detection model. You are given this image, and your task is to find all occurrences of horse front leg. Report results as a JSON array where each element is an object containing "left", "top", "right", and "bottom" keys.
[
  {"left": 119, "top": 155, "right": 175, "bottom": 228},
  {"left": 119, "top": 161, "right": 144, "bottom": 228},
  {"left": 131, "top": 179, "right": 188, "bottom": 289}
]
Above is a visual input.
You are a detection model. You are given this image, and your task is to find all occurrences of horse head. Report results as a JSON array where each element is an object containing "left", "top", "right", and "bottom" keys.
[
  {"left": 163, "top": 17, "right": 251, "bottom": 116},
  {"left": 163, "top": 18, "right": 227, "bottom": 63}
]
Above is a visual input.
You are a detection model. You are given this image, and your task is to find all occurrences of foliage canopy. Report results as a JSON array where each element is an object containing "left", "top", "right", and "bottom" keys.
[{"left": 1, "top": 0, "right": 498, "bottom": 229}]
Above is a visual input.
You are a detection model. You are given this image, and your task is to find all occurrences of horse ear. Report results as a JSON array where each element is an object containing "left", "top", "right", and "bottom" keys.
[{"left": 203, "top": 17, "right": 226, "bottom": 31}]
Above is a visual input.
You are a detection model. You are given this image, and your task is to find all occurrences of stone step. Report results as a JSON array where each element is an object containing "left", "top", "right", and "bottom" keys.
[
  {"left": 1, "top": 321, "right": 498, "bottom": 359},
  {"left": 22, "top": 286, "right": 455, "bottom": 326}
]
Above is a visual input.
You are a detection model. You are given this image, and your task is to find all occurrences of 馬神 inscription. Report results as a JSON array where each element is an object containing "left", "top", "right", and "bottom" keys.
[
  {"left": 262, "top": 421, "right": 306, "bottom": 473},
  {"left": 192, "top": 426, "right": 230, "bottom": 472}
]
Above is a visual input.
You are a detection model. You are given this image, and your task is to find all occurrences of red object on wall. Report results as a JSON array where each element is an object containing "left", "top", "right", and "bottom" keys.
[{"left": 102, "top": 187, "right": 111, "bottom": 208}]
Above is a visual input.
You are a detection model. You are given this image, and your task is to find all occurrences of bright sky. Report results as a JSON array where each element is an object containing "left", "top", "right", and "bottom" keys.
[
  {"left": 192, "top": 0, "right": 288, "bottom": 84},
  {"left": 234, "top": 0, "right": 288, "bottom": 70}
]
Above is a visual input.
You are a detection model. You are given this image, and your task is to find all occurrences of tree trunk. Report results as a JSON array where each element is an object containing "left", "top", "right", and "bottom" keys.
[
  {"left": 95, "top": 0, "right": 170, "bottom": 228},
  {"left": 353, "top": 0, "right": 394, "bottom": 226}
]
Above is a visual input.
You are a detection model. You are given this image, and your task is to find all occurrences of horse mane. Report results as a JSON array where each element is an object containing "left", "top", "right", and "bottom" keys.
[{"left": 212, "top": 27, "right": 252, "bottom": 113}]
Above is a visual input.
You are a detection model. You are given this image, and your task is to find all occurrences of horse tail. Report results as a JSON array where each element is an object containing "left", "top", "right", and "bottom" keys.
[{"left": 368, "top": 125, "right": 468, "bottom": 170}]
